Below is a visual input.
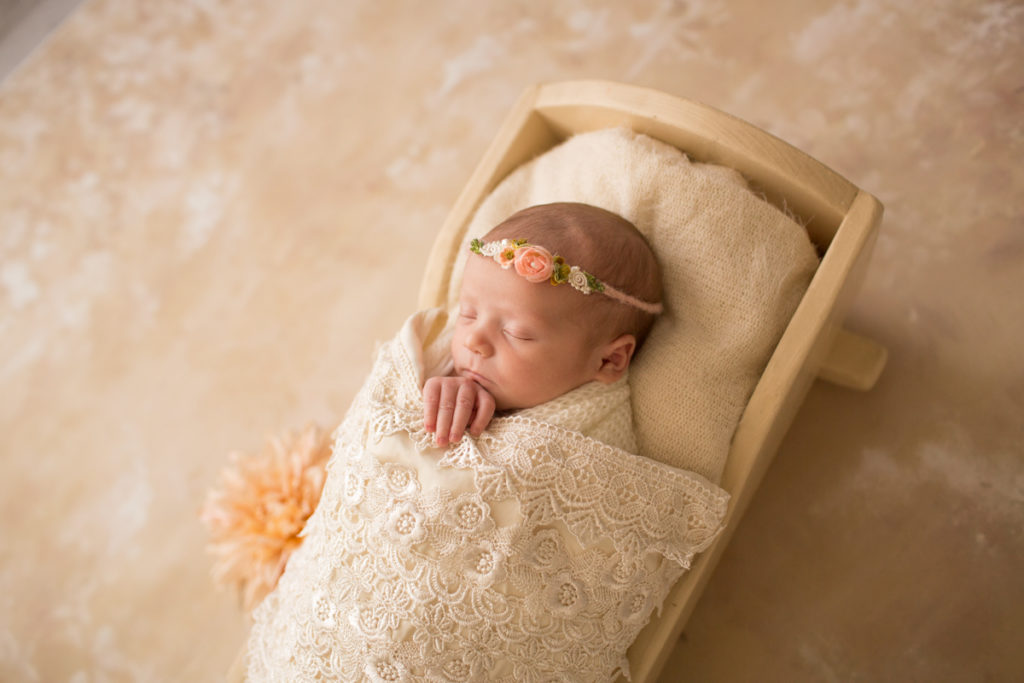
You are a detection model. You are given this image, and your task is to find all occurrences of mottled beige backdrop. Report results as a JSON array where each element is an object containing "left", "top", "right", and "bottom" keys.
[{"left": 1, "top": 0, "right": 1021, "bottom": 681}]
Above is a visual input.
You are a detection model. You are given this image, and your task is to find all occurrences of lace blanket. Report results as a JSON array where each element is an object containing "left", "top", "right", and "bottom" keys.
[{"left": 247, "top": 311, "right": 729, "bottom": 682}]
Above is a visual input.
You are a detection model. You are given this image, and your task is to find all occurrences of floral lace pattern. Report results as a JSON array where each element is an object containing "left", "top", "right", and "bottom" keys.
[{"left": 248, "top": 314, "right": 729, "bottom": 682}]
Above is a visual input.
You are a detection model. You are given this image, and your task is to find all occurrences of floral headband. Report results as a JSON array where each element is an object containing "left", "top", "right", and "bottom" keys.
[{"left": 469, "top": 238, "right": 664, "bottom": 315}]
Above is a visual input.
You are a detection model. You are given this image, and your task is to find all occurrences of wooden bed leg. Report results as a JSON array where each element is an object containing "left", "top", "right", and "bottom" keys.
[{"left": 818, "top": 328, "right": 887, "bottom": 391}]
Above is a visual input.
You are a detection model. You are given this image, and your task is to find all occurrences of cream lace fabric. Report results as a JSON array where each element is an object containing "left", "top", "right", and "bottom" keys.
[
  {"left": 247, "top": 310, "right": 729, "bottom": 682},
  {"left": 516, "top": 377, "right": 638, "bottom": 455}
]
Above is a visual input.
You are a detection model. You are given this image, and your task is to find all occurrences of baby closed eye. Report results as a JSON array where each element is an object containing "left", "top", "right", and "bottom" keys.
[{"left": 503, "top": 328, "right": 533, "bottom": 341}]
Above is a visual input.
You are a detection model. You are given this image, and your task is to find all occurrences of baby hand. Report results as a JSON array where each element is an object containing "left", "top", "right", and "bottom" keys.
[{"left": 422, "top": 376, "right": 496, "bottom": 447}]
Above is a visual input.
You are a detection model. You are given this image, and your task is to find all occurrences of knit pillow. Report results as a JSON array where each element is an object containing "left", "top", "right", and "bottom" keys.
[{"left": 450, "top": 128, "right": 818, "bottom": 483}]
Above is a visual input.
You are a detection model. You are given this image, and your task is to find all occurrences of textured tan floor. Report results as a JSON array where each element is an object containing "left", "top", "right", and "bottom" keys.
[{"left": 1, "top": 0, "right": 1022, "bottom": 681}]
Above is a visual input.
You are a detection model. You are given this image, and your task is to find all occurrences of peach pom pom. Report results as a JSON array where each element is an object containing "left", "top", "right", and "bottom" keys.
[{"left": 200, "top": 424, "right": 332, "bottom": 610}]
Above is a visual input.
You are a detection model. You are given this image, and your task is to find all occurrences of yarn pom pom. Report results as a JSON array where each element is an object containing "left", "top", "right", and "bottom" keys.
[{"left": 200, "top": 424, "right": 332, "bottom": 610}]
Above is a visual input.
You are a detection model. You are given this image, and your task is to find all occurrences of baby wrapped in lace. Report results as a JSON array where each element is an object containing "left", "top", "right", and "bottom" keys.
[{"left": 247, "top": 204, "right": 729, "bottom": 682}]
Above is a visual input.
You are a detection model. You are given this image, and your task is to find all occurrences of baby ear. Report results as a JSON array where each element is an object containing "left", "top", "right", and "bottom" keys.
[{"left": 594, "top": 334, "right": 636, "bottom": 384}]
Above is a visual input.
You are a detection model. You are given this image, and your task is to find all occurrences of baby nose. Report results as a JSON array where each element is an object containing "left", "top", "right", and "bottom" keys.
[{"left": 464, "top": 328, "right": 493, "bottom": 357}]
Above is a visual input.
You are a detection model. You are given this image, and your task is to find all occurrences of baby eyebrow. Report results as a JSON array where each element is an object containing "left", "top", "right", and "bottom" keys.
[{"left": 459, "top": 299, "right": 549, "bottom": 332}]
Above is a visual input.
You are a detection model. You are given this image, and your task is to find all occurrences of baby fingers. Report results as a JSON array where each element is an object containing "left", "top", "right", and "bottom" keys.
[
  {"left": 432, "top": 381, "right": 461, "bottom": 447},
  {"left": 422, "top": 377, "right": 495, "bottom": 447},
  {"left": 468, "top": 389, "right": 495, "bottom": 438},
  {"left": 422, "top": 377, "right": 443, "bottom": 434},
  {"left": 447, "top": 382, "right": 479, "bottom": 444}
]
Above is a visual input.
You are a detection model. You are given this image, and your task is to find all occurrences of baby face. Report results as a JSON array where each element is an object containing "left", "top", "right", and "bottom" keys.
[{"left": 451, "top": 255, "right": 606, "bottom": 411}]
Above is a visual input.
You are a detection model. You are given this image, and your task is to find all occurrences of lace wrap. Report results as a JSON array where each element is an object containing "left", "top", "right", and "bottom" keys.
[{"left": 248, "top": 313, "right": 729, "bottom": 682}]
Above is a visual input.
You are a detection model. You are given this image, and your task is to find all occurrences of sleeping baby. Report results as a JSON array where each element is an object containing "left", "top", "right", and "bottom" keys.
[
  {"left": 246, "top": 202, "right": 728, "bottom": 682},
  {"left": 423, "top": 202, "right": 663, "bottom": 451}
]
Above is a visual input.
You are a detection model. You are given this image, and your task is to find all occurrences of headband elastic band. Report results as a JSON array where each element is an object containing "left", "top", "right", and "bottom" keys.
[{"left": 469, "top": 238, "right": 664, "bottom": 315}]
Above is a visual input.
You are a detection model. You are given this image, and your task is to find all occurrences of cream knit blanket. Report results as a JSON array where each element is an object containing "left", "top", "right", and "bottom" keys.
[{"left": 247, "top": 309, "right": 729, "bottom": 682}]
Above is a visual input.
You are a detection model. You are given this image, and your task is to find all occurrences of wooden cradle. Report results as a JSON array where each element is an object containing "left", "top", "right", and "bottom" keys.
[{"left": 416, "top": 80, "right": 886, "bottom": 683}]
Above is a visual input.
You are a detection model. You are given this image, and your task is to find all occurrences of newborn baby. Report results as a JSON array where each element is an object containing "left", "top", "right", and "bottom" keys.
[{"left": 423, "top": 202, "right": 663, "bottom": 449}]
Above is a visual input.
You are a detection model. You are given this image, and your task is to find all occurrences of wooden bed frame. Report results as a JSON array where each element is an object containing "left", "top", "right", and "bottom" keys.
[{"left": 416, "top": 80, "right": 886, "bottom": 682}]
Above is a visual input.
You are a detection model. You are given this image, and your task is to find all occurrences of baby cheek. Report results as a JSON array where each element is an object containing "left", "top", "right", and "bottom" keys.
[{"left": 452, "top": 328, "right": 471, "bottom": 351}]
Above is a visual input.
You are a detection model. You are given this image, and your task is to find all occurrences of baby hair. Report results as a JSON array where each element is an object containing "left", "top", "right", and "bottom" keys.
[{"left": 481, "top": 202, "right": 663, "bottom": 347}]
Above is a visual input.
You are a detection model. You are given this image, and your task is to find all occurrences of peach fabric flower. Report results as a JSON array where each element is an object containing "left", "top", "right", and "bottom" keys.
[
  {"left": 496, "top": 240, "right": 517, "bottom": 269},
  {"left": 513, "top": 245, "right": 554, "bottom": 283},
  {"left": 200, "top": 424, "right": 332, "bottom": 610}
]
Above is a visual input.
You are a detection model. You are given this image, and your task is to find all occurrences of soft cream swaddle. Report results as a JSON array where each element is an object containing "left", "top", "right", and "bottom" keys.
[{"left": 247, "top": 309, "right": 728, "bottom": 681}]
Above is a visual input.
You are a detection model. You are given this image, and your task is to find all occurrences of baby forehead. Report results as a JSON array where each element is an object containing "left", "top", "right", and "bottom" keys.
[{"left": 460, "top": 257, "right": 585, "bottom": 318}]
